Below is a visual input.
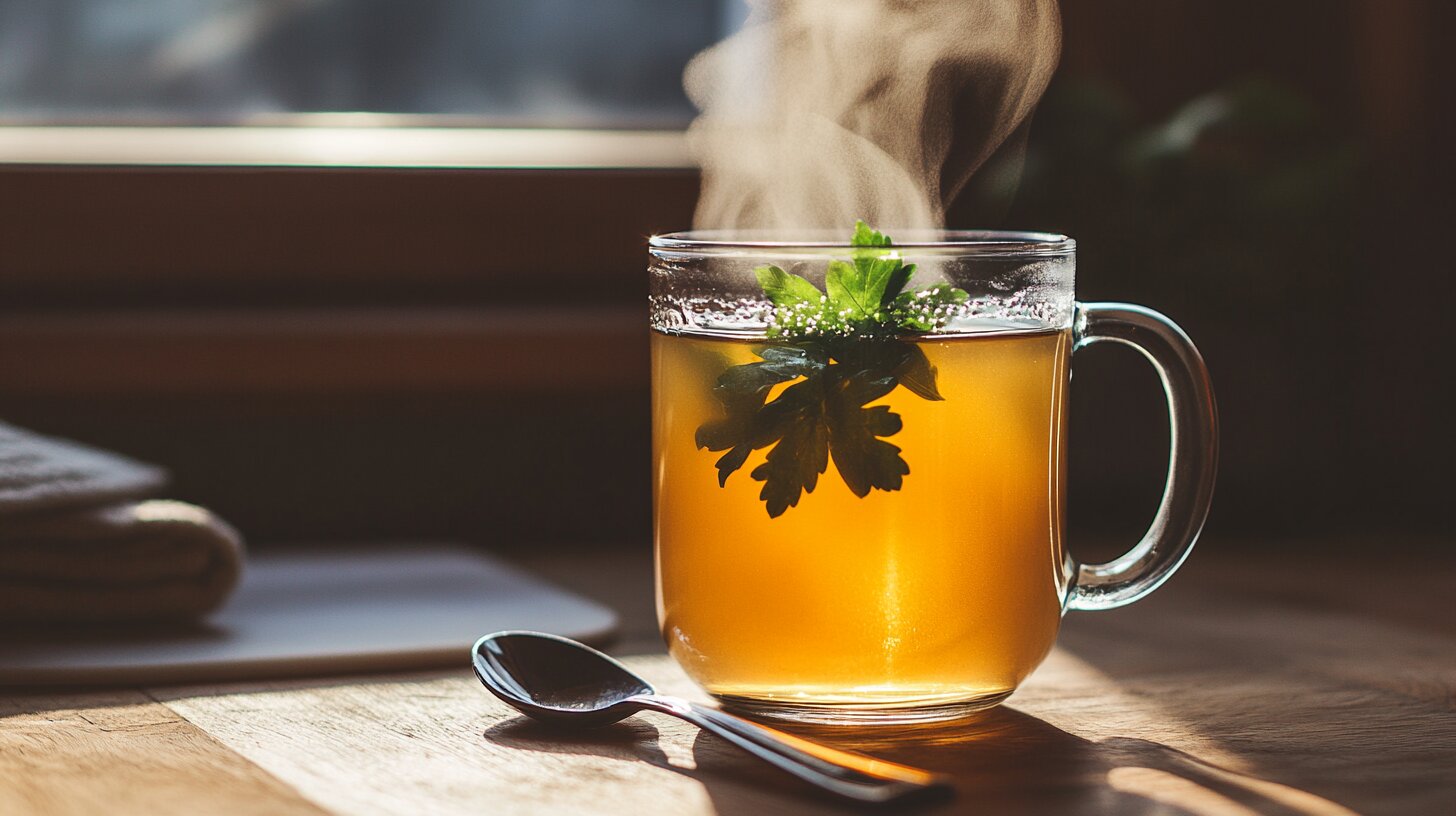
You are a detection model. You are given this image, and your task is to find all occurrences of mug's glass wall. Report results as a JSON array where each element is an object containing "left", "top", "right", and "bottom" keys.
[{"left": 650, "top": 231, "right": 1076, "bottom": 721}]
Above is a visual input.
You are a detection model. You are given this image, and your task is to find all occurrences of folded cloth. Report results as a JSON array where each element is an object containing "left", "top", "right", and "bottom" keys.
[
  {"left": 0, "top": 422, "right": 244, "bottom": 624},
  {"left": 0, "top": 421, "right": 167, "bottom": 516}
]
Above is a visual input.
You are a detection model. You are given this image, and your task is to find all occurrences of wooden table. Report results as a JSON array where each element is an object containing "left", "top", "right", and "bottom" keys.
[{"left": 3, "top": 540, "right": 1453, "bottom": 815}]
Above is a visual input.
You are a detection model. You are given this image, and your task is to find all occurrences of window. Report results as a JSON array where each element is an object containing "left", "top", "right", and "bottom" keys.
[
  {"left": 0, "top": 0, "right": 744, "bottom": 128},
  {"left": 0, "top": 4, "right": 728, "bottom": 543}
]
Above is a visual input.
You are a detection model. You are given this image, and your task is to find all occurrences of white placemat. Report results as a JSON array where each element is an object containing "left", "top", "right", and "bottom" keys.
[{"left": 0, "top": 543, "right": 618, "bottom": 686}]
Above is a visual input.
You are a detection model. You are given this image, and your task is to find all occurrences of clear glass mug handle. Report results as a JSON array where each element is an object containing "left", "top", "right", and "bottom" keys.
[{"left": 1066, "top": 302, "right": 1219, "bottom": 611}]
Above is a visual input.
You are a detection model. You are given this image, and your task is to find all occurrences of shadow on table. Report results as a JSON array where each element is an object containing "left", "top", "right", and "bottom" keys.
[
  {"left": 485, "top": 706, "right": 1326, "bottom": 815},
  {"left": 1054, "top": 580, "right": 1456, "bottom": 815}
]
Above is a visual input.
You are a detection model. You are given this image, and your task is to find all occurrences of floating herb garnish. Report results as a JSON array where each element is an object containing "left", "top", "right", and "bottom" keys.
[{"left": 695, "top": 222, "right": 969, "bottom": 517}]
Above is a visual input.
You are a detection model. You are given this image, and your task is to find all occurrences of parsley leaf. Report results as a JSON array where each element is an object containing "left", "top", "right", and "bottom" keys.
[
  {"left": 749, "top": 378, "right": 830, "bottom": 517},
  {"left": 826, "top": 220, "right": 919, "bottom": 322},
  {"left": 698, "top": 353, "right": 910, "bottom": 517},
  {"left": 891, "top": 283, "right": 972, "bottom": 332},
  {"left": 697, "top": 222, "right": 969, "bottom": 517},
  {"left": 695, "top": 345, "right": 827, "bottom": 489},
  {"left": 892, "top": 344, "right": 944, "bottom": 401},
  {"left": 755, "top": 264, "right": 824, "bottom": 309},
  {"left": 851, "top": 220, "right": 891, "bottom": 248},
  {"left": 826, "top": 369, "right": 909, "bottom": 497}
]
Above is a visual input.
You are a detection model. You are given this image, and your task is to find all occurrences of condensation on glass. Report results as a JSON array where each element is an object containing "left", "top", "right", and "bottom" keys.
[{"left": 650, "top": 229, "right": 1077, "bottom": 339}]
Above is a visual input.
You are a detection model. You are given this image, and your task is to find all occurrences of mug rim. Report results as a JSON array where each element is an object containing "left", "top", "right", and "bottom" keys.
[{"left": 649, "top": 229, "right": 1075, "bottom": 256}]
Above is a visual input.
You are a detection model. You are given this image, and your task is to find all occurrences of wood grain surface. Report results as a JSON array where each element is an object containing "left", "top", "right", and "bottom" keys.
[
  {"left": 0, "top": 690, "right": 325, "bottom": 816},
  {"left": 2, "top": 544, "right": 1453, "bottom": 815}
]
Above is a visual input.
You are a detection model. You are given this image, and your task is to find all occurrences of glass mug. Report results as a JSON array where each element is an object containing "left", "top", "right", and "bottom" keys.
[{"left": 649, "top": 230, "right": 1216, "bottom": 724}]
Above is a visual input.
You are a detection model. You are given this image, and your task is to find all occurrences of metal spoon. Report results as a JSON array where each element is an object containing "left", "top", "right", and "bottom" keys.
[{"left": 471, "top": 631, "right": 953, "bottom": 806}]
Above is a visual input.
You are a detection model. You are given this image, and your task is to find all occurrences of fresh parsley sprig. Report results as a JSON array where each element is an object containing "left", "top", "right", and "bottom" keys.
[
  {"left": 695, "top": 222, "right": 969, "bottom": 517},
  {"left": 755, "top": 221, "right": 969, "bottom": 339}
]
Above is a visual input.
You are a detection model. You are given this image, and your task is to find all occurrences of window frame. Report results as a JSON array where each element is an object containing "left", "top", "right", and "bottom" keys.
[{"left": 0, "top": 126, "right": 700, "bottom": 397}]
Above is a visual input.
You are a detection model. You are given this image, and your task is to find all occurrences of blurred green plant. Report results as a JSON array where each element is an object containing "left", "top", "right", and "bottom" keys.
[
  {"left": 965, "top": 77, "right": 1367, "bottom": 532},
  {"left": 972, "top": 77, "right": 1361, "bottom": 313}
]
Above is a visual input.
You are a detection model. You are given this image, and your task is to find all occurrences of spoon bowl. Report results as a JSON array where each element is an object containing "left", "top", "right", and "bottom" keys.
[{"left": 473, "top": 631, "right": 652, "bottom": 727}]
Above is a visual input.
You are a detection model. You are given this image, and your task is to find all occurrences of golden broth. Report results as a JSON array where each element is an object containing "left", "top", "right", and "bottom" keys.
[{"left": 652, "top": 327, "right": 1072, "bottom": 713}]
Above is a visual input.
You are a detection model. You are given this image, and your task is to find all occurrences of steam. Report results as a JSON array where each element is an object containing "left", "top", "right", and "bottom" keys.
[{"left": 686, "top": 0, "right": 1061, "bottom": 231}]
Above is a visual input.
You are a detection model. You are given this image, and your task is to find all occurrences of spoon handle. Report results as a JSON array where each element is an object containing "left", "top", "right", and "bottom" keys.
[{"left": 634, "top": 695, "right": 953, "bottom": 805}]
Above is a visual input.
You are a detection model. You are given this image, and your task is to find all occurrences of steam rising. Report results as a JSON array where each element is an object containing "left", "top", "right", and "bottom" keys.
[{"left": 686, "top": 0, "right": 1061, "bottom": 231}]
